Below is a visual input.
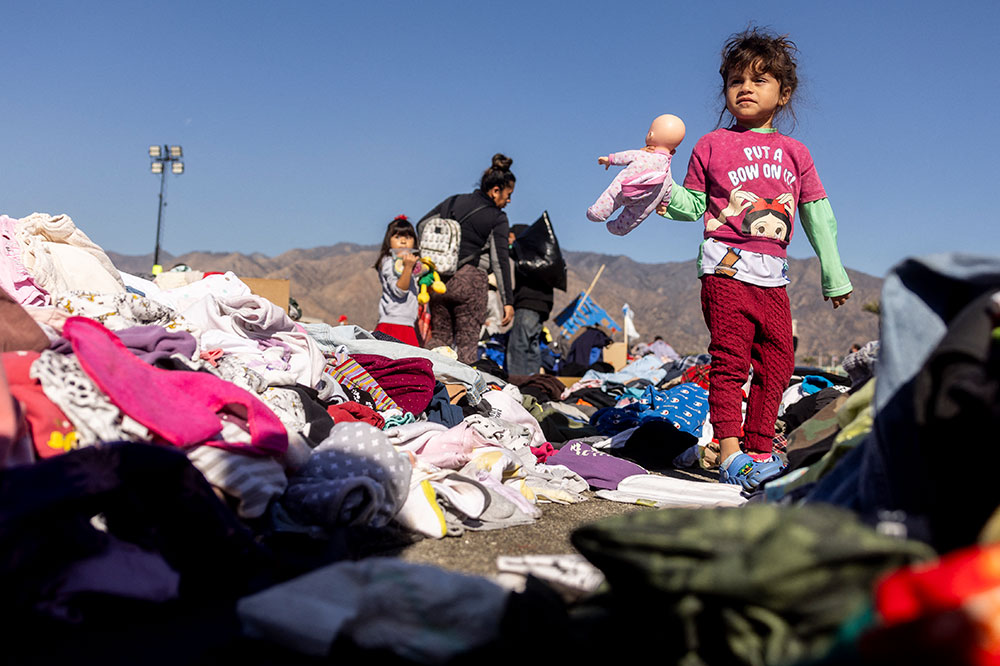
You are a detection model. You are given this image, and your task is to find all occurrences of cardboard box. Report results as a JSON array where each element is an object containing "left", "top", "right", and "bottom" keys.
[
  {"left": 605, "top": 342, "right": 627, "bottom": 371},
  {"left": 240, "top": 277, "right": 290, "bottom": 313}
]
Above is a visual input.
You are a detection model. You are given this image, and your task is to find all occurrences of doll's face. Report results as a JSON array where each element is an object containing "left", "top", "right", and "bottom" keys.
[{"left": 646, "top": 114, "right": 686, "bottom": 150}]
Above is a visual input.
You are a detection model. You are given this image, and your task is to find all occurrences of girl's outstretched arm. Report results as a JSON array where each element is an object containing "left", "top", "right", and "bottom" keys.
[
  {"left": 799, "top": 198, "right": 853, "bottom": 303},
  {"left": 657, "top": 182, "right": 706, "bottom": 221}
]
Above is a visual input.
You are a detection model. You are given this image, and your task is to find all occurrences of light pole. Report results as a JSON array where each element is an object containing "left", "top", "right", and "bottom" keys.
[{"left": 148, "top": 144, "right": 185, "bottom": 275}]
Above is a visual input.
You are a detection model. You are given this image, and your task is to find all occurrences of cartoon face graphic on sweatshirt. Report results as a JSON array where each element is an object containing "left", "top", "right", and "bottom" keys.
[{"left": 705, "top": 185, "right": 793, "bottom": 242}]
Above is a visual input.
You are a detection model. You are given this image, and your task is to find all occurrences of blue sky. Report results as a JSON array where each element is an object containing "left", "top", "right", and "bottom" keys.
[{"left": 2, "top": 1, "right": 997, "bottom": 278}]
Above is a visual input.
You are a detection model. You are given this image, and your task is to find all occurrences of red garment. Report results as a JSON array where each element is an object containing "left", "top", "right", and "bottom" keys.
[
  {"left": 2, "top": 351, "right": 76, "bottom": 459},
  {"left": 866, "top": 544, "right": 1000, "bottom": 665},
  {"left": 680, "top": 363, "right": 712, "bottom": 390},
  {"left": 374, "top": 322, "right": 420, "bottom": 347},
  {"left": 700, "top": 275, "right": 793, "bottom": 454},
  {"left": 416, "top": 303, "right": 432, "bottom": 346},
  {"left": 326, "top": 402, "right": 385, "bottom": 429},
  {"left": 350, "top": 354, "right": 436, "bottom": 415}
]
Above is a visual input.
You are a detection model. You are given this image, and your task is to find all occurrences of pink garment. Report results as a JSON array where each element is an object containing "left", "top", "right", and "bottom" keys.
[
  {"left": 0, "top": 215, "right": 49, "bottom": 307},
  {"left": 396, "top": 421, "right": 491, "bottom": 470},
  {"left": 530, "top": 442, "right": 556, "bottom": 463},
  {"left": 587, "top": 149, "right": 673, "bottom": 236},
  {"left": 62, "top": 316, "right": 287, "bottom": 456},
  {"left": 683, "top": 127, "right": 826, "bottom": 258}
]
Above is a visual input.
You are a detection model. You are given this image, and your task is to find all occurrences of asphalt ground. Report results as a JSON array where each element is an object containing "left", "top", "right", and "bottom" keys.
[{"left": 376, "top": 466, "right": 717, "bottom": 579}]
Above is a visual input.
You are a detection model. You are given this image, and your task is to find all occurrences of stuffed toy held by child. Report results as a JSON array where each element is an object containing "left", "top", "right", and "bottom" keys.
[{"left": 394, "top": 255, "right": 446, "bottom": 304}]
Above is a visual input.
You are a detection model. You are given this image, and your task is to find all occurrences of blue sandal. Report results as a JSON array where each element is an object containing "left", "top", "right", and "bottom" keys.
[{"left": 719, "top": 453, "right": 785, "bottom": 491}]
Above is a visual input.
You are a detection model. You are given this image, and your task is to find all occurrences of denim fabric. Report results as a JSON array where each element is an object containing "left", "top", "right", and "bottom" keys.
[
  {"left": 581, "top": 354, "right": 668, "bottom": 386},
  {"left": 806, "top": 253, "right": 1000, "bottom": 536},
  {"left": 506, "top": 308, "right": 543, "bottom": 376}
]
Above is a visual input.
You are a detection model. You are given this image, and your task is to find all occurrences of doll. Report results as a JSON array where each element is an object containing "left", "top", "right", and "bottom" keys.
[{"left": 587, "top": 113, "right": 685, "bottom": 236}]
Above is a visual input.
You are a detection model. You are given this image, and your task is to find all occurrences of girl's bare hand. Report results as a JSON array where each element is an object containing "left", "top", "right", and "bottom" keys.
[{"left": 825, "top": 291, "right": 852, "bottom": 309}]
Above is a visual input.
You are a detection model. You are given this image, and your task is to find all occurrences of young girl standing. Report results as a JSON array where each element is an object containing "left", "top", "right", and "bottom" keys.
[
  {"left": 373, "top": 215, "right": 421, "bottom": 346},
  {"left": 659, "top": 27, "right": 853, "bottom": 490}
]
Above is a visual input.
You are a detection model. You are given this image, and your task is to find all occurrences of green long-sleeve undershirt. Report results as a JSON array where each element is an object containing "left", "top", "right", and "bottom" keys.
[{"left": 662, "top": 184, "right": 853, "bottom": 298}]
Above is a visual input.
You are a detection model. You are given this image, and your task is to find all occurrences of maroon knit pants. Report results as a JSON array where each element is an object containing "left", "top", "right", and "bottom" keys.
[
  {"left": 700, "top": 275, "right": 794, "bottom": 454},
  {"left": 426, "top": 264, "right": 487, "bottom": 365}
]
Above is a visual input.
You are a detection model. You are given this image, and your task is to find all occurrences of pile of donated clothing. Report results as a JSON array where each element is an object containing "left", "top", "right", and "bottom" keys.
[{"left": 2, "top": 212, "right": 1000, "bottom": 665}]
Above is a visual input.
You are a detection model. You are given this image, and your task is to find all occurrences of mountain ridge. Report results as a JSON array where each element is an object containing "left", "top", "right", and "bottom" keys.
[{"left": 108, "top": 245, "right": 881, "bottom": 363}]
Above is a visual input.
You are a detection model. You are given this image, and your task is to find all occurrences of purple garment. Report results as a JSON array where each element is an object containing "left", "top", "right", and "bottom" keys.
[
  {"left": 547, "top": 441, "right": 647, "bottom": 490},
  {"left": 648, "top": 339, "right": 680, "bottom": 361},
  {"left": 53, "top": 324, "right": 197, "bottom": 364}
]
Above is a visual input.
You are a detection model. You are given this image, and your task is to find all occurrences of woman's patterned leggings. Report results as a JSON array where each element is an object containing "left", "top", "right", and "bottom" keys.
[{"left": 426, "top": 264, "right": 488, "bottom": 365}]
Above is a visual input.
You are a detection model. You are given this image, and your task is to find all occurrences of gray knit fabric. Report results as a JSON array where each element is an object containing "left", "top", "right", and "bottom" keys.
[
  {"left": 282, "top": 422, "right": 411, "bottom": 528},
  {"left": 841, "top": 340, "right": 879, "bottom": 388}
]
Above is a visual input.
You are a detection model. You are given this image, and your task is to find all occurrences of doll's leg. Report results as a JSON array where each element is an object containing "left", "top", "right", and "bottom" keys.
[
  {"left": 587, "top": 182, "right": 623, "bottom": 222},
  {"left": 605, "top": 204, "right": 647, "bottom": 236}
]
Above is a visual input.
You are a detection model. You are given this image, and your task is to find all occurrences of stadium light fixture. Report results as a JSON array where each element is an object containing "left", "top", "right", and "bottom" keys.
[{"left": 148, "top": 144, "right": 186, "bottom": 274}]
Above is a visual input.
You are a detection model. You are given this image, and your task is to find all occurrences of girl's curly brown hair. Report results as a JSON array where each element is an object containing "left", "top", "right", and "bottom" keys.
[{"left": 718, "top": 26, "right": 800, "bottom": 131}]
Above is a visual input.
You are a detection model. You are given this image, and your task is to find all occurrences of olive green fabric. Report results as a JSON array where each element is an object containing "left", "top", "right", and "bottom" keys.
[
  {"left": 784, "top": 393, "right": 850, "bottom": 470},
  {"left": 571, "top": 504, "right": 934, "bottom": 666}
]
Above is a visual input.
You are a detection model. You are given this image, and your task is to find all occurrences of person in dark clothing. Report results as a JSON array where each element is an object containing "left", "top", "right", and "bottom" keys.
[
  {"left": 567, "top": 327, "right": 613, "bottom": 367},
  {"left": 419, "top": 154, "right": 516, "bottom": 364},
  {"left": 506, "top": 224, "right": 555, "bottom": 375}
]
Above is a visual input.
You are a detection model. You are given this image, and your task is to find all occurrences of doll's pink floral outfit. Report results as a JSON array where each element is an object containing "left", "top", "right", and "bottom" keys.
[{"left": 586, "top": 148, "right": 673, "bottom": 236}]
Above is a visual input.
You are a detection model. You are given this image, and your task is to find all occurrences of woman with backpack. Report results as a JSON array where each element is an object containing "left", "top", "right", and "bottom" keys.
[{"left": 417, "top": 153, "right": 516, "bottom": 364}]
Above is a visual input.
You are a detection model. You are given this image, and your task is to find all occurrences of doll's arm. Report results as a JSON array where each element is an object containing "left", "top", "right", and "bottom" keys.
[
  {"left": 598, "top": 150, "right": 642, "bottom": 168},
  {"left": 799, "top": 198, "right": 853, "bottom": 299},
  {"left": 657, "top": 182, "right": 707, "bottom": 221},
  {"left": 609, "top": 150, "right": 642, "bottom": 165}
]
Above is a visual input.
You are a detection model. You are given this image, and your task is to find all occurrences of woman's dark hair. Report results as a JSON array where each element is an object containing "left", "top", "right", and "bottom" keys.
[
  {"left": 373, "top": 215, "right": 417, "bottom": 271},
  {"left": 479, "top": 153, "right": 516, "bottom": 193},
  {"left": 717, "top": 26, "right": 799, "bottom": 131}
]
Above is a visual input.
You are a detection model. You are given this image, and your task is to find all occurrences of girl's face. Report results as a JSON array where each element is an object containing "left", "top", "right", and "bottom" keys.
[
  {"left": 725, "top": 66, "right": 790, "bottom": 129},
  {"left": 389, "top": 233, "right": 415, "bottom": 250}
]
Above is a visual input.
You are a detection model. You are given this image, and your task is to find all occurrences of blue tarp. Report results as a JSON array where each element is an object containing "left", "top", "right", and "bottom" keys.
[{"left": 554, "top": 292, "right": 620, "bottom": 339}]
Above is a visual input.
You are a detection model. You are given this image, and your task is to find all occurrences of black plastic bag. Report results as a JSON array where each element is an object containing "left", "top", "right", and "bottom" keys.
[{"left": 511, "top": 211, "right": 567, "bottom": 291}]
